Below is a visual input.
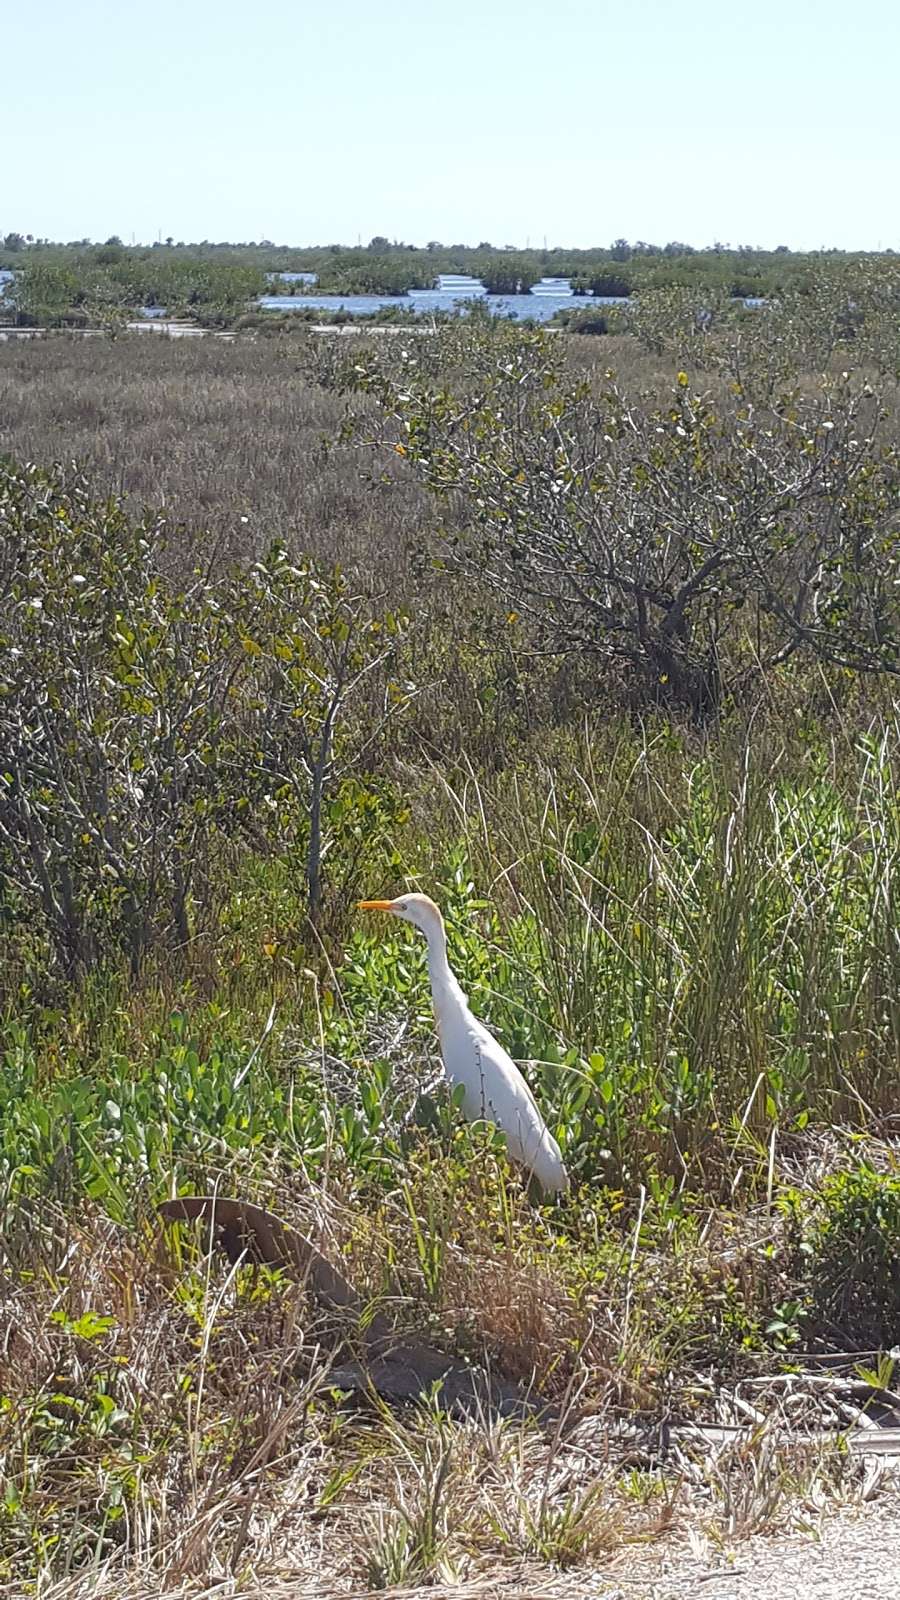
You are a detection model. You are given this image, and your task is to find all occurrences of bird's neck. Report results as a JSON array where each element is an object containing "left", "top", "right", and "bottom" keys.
[{"left": 423, "top": 922, "right": 467, "bottom": 1012}]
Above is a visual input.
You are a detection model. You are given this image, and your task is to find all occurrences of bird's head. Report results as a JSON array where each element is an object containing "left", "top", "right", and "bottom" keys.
[{"left": 357, "top": 892, "right": 445, "bottom": 940}]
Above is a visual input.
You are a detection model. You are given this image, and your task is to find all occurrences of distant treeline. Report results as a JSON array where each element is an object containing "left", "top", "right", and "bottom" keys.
[
  {"left": 0, "top": 244, "right": 269, "bottom": 328},
  {"left": 4, "top": 232, "right": 900, "bottom": 304}
]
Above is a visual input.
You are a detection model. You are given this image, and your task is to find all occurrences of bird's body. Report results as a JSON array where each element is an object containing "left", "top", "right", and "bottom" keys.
[{"left": 358, "top": 893, "right": 569, "bottom": 1193}]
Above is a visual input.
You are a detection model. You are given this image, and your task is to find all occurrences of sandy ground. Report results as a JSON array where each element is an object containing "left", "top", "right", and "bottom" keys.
[{"left": 589, "top": 1490, "right": 900, "bottom": 1600}]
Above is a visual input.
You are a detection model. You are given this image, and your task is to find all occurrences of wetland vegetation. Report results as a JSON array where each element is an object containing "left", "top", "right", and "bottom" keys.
[
  {"left": 1, "top": 264, "right": 899, "bottom": 1594},
  {"left": 2, "top": 234, "right": 896, "bottom": 326}
]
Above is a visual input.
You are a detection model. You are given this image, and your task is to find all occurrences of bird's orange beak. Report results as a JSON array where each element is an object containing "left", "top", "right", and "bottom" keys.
[{"left": 357, "top": 899, "right": 396, "bottom": 911}]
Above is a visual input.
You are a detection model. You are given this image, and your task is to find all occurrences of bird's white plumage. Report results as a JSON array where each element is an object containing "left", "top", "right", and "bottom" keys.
[{"left": 358, "top": 893, "right": 568, "bottom": 1193}]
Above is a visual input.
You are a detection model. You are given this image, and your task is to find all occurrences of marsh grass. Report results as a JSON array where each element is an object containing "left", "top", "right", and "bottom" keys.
[
  {"left": 0, "top": 333, "right": 428, "bottom": 580},
  {"left": 1, "top": 661, "right": 898, "bottom": 1589},
  {"left": 8, "top": 702, "right": 888, "bottom": 1219},
  {"left": 377, "top": 715, "right": 900, "bottom": 1172}
]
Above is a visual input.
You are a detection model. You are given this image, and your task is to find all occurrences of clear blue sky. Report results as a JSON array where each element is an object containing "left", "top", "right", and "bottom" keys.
[{"left": 5, "top": 0, "right": 898, "bottom": 250}]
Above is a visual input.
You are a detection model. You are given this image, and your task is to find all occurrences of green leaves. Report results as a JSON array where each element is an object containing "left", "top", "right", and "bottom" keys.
[
  {"left": 787, "top": 1164, "right": 900, "bottom": 1347},
  {"left": 336, "top": 320, "right": 900, "bottom": 715},
  {"left": 14, "top": 254, "right": 268, "bottom": 326},
  {"left": 0, "top": 463, "right": 416, "bottom": 981},
  {"left": 50, "top": 1309, "right": 116, "bottom": 1342}
]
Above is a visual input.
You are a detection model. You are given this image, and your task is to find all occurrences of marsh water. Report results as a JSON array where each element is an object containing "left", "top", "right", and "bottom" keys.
[
  {"left": 259, "top": 273, "right": 627, "bottom": 322},
  {"left": 0, "top": 266, "right": 625, "bottom": 324}
]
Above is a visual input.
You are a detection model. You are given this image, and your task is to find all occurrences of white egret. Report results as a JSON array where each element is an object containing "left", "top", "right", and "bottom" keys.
[{"left": 358, "top": 894, "right": 569, "bottom": 1194}]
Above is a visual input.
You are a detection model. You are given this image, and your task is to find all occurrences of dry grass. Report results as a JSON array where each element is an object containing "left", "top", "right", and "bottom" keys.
[
  {"left": 0, "top": 330, "right": 708, "bottom": 587},
  {"left": 0, "top": 1161, "right": 888, "bottom": 1599},
  {"left": 0, "top": 332, "right": 430, "bottom": 581}
]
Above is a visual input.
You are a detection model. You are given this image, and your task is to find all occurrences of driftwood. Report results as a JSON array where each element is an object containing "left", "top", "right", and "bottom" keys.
[{"left": 158, "top": 1195, "right": 543, "bottom": 1420}]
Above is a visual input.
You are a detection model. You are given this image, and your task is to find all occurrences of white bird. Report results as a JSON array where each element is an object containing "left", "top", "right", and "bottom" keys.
[{"left": 358, "top": 893, "right": 569, "bottom": 1194}]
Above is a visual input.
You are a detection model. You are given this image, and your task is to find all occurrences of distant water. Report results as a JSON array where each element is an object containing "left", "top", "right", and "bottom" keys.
[
  {"left": 0, "top": 264, "right": 763, "bottom": 328},
  {"left": 260, "top": 274, "right": 627, "bottom": 322}
]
